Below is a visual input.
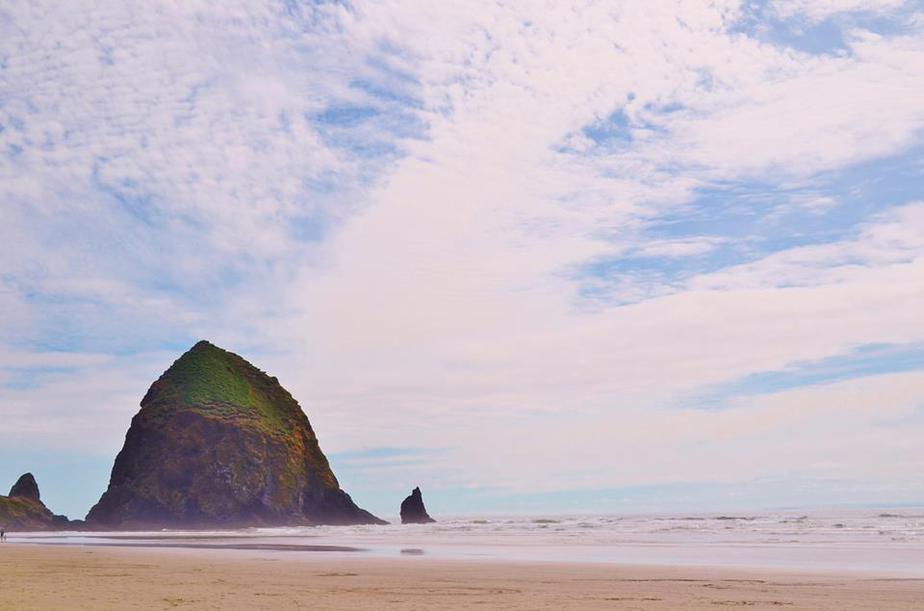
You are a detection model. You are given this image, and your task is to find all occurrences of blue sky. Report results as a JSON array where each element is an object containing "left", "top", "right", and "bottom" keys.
[{"left": 1, "top": 0, "right": 923, "bottom": 520}]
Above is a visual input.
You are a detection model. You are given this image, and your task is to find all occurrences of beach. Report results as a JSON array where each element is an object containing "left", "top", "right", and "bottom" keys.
[
  {"left": 2, "top": 544, "right": 923, "bottom": 610},
  {"left": 3, "top": 511, "right": 923, "bottom": 609}
]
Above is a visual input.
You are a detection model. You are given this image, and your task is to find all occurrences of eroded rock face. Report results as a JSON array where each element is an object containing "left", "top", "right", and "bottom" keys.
[
  {"left": 0, "top": 473, "right": 61, "bottom": 531},
  {"left": 86, "top": 340, "right": 385, "bottom": 529},
  {"left": 400, "top": 487, "right": 436, "bottom": 524}
]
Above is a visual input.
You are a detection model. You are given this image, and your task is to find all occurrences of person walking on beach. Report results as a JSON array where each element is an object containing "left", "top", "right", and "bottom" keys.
[{"left": 1, "top": 528, "right": 6, "bottom": 542}]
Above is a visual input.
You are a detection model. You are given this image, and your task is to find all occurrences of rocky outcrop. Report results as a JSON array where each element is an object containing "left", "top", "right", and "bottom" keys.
[
  {"left": 400, "top": 487, "right": 435, "bottom": 524},
  {"left": 86, "top": 340, "right": 385, "bottom": 529},
  {"left": 9, "top": 473, "right": 41, "bottom": 501},
  {"left": 0, "top": 473, "right": 65, "bottom": 531}
]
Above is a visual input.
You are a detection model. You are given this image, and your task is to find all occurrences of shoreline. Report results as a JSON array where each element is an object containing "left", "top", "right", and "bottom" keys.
[
  {"left": 2, "top": 543, "right": 923, "bottom": 609},
  {"left": 9, "top": 524, "right": 924, "bottom": 578},
  {"left": 7, "top": 537, "right": 924, "bottom": 577}
]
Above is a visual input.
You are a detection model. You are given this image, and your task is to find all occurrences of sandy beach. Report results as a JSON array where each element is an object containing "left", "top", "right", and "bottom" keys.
[{"left": 1, "top": 544, "right": 922, "bottom": 610}]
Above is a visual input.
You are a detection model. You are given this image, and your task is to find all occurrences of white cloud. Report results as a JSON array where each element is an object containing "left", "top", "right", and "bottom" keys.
[
  {"left": 772, "top": 0, "right": 908, "bottom": 21},
  {"left": 446, "top": 369, "right": 924, "bottom": 493},
  {"left": 690, "top": 202, "right": 924, "bottom": 289},
  {"left": 632, "top": 237, "right": 725, "bottom": 258},
  {"left": 1, "top": 1, "right": 924, "bottom": 509}
]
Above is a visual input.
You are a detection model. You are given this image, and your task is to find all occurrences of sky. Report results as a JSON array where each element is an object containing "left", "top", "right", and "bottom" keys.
[{"left": 1, "top": 0, "right": 923, "bottom": 520}]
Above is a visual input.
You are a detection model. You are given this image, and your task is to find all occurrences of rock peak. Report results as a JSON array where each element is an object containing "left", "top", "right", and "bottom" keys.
[
  {"left": 139, "top": 339, "right": 296, "bottom": 425},
  {"left": 183, "top": 339, "right": 230, "bottom": 361},
  {"left": 400, "top": 486, "right": 436, "bottom": 524},
  {"left": 9, "top": 472, "right": 40, "bottom": 501}
]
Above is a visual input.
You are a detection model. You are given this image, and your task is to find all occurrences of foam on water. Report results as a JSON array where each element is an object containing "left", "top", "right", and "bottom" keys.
[{"left": 11, "top": 509, "right": 924, "bottom": 575}]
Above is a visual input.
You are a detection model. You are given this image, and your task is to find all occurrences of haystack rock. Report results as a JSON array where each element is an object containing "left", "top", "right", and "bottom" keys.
[
  {"left": 0, "top": 473, "right": 67, "bottom": 530},
  {"left": 400, "top": 487, "right": 436, "bottom": 524},
  {"left": 86, "top": 340, "right": 386, "bottom": 528}
]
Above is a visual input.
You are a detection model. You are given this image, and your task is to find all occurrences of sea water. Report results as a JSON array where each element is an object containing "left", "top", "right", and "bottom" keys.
[{"left": 12, "top": 509, "right": 924, "bottom": 575}]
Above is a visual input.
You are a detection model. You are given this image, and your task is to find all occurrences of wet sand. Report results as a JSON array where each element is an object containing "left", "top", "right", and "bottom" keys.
[{"left": 1, "top": 544, "right": 922, "bottom": 610}]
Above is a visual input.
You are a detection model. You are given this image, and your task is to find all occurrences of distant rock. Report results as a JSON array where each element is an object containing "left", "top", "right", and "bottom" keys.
[
  {"left": 9, "top": 473, "right": 41, "bottom": 501},
  {"left": 0, "top": 473, "right": 67, "bottom": 531},
  {"left": 400, "top": 487, "right": 435, "bottom": 524},
  {"left": 86, "top": 340, "right": 386, "bottom": 529},
  {"left": 51, "top": 514, "right": 71, "bottom": 527}
]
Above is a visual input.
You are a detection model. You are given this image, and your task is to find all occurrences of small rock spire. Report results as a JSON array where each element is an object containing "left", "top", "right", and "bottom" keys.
[
  {"left": 9, "top": 473, "right": 41, "bottom": 501},
  {"left": 400, "top": 486, "right": 436, "bottom": 524}
]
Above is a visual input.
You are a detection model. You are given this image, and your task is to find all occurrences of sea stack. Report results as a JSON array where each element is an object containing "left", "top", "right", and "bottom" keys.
[
  {"left": 0, "top": 473, "right": 67, "bottom": 530},
  {"left": 400, "top": 487, "right": 436, "bottom": 524},
  {"left": 86, "top": 340, "right": 386, "bottom": 529}
]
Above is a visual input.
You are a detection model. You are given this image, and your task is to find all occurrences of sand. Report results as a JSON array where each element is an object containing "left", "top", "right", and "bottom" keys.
[{"left": 1, "top": 544, "right": 922, "bottom": 610}]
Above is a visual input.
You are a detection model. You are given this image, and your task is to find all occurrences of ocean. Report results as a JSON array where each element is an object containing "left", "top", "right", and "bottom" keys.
[{"left": 12, "top": 509, "right": 924, "bottom": 575}]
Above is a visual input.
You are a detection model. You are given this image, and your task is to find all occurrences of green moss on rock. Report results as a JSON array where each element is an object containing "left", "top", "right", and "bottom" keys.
[{"left": 141, "top": 341, "right": 295, "bottom": 434}]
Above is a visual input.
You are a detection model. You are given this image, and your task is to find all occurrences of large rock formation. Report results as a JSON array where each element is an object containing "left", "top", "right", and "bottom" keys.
[
  {"left": 0, "top": 473, "right": 67, "bottom": 530},
  {"left": 86, "top": 340, "right": 385, "bottom": 529},
  {"left": 400, "top": 487, "right": 436, "bottom": 524}
]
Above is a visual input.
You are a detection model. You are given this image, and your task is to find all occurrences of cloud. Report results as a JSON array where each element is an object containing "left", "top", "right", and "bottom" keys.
[
  {"left": 689, "top": 202, "right": 924, "bottom": 289},
  {"left": 631, "top": 237, "right": 726, "bottom": 258},
  {"left": 771, "top": 0, "right": 909, "bottom": 21},
  {"left": 450, "top": 369, "right": 924, "bottom": 493},
  {"left": 1, "top": 1, "right": 923, "bottom": 512}
]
